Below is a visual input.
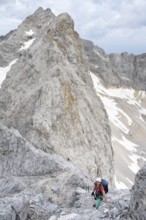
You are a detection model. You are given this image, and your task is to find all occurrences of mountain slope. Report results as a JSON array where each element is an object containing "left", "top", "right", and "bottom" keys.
[
  {"left": 0, "top": 9, "right": 115, "bottom": 220},
  {"left": 83, "top": 39, "right": 146, "bottom": 188},
  {"left": 0, "top": 8, "right": 114, "bottom": 182},
  {"left": 90, "top": 72, "right": 146, "bottom": 188}
]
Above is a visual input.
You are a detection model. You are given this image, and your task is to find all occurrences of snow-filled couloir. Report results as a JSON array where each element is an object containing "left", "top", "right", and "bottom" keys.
[{"left": 91, "top": 72, "right": 146, "bottom": 188}]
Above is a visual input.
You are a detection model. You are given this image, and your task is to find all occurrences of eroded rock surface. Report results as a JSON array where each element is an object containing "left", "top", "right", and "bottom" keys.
[
  {"left": 83, "top": 39, "right": 146, "bottom": 90},
  {"left": 128, "top": 164, "right": 146, "bottom": 220},
  {"left": 0, "top": 7, "right": 115, "bottom": 219},
  {"left": 0, "top": 8, "right": 114, "bottom": 182}
]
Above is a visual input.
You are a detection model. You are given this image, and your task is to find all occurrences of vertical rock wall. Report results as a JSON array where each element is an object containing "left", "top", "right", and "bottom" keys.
[
  {"left": 128, "top": 164, "right": 146, "bottom": 219},
  {"left": 0, "top": 9, "right": 114, "bottom": 183}
]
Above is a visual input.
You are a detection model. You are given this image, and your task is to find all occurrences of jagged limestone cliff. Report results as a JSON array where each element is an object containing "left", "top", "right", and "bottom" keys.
[
  {"left": 128, "top": 164, "right": 146, "bottom": 219},
  {"left": 83, "top": 39, "right": 146, "bottom": 90},
  {"left": 0, "top": 8, "right": 115, "bottom": 219},
  {"left": 0, "top": 8, "right": 114, "bottom": 181}
]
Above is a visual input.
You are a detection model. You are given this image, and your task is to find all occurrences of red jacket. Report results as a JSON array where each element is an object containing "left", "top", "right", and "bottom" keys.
[{"left": 94, "top": 182, "right": 105, "bottom": 194}]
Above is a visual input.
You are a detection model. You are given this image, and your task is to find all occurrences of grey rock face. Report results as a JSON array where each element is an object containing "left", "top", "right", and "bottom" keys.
[
  {"left": 83, "top": 39, "right": 146, "bottom": 90},
  {"left": 0, "top": 122, "right": 91, "bottom": 218},
  {"left": 0, "top": 123, "right": 73, "bottom": 177},
  {"left": 0, "top": 137, "right": 132, "bottom": 220},
  {"left": 0, "top": 9, "right": 114, "bottom": 183},
  {"left": 128, "top": 164, "right": 146, "bottom": 220},
  {"left": 0, "top": 7, "right": 115, "bottom": 219},
  {"left": 48, "top": 188, "right": 131, "bottom": 220},
  {"left": 0, "top": 7, "right": 55, "bottom": 66}
]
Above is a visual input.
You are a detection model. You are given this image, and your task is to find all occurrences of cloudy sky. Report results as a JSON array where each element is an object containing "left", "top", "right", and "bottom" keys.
[{"left": 0, "top": 0, "right": 146, "bottom": 54}]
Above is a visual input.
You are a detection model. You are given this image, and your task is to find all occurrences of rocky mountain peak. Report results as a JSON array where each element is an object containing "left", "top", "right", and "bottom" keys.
[
  {"left": 46, "top": 12, "right": 85, "bottom": 67},
  {"left": 0, "top": 8, "right": 55, "bottom": 66},
  {"left": 55, "top": 13, "right": 74, "bottom": 31},
  {"left": 0, "top": 7, "right": 114, "bottom": 183},
  {"left": 33, "top": 6, "right": 45, "bottom": 14},
  {"left": 22, "top": 7, "right": 55, "bottom": 28}
]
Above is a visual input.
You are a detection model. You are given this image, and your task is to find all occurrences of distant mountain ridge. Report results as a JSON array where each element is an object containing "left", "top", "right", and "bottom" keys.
[{"left": 83, "top": 39, "right": 146, "bottom": 90}]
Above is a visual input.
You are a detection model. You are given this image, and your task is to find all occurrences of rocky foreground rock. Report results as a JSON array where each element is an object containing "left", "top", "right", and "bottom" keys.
[
  {"left": 0, "top": 125, "right": 145, "bottom": 220},
  {"left": 0, "top": 7, "right": 146, "bottom": 220},
  {"left": 128, "top": 164, "right": 146, "bottom": 219},
  {"left": 0, "top": 122, "right": 132, "bottom": 220}
]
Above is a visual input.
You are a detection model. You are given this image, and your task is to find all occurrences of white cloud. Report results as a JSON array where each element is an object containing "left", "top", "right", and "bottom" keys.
[{"left": 0, "top": 0, "right": 146, "bottom": 54}]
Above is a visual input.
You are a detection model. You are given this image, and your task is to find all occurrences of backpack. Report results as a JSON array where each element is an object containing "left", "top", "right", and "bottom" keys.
[{"left": 101, "top": 178, "right": 108, "bottom": 194}]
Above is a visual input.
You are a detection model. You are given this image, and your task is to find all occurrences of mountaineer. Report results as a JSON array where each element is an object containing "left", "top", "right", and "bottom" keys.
[{"left": 91, "top": 177, "right": 108, "bottom": 209}]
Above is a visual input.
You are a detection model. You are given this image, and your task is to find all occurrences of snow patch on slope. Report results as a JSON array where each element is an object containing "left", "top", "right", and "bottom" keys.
[
  {"left": 114, "top": 175, "right": 128, "bottom": 189},
  {"left": 112, "top": 136, "right": 138, "bottom": 152},
  {"left": 25, "top": 29, "right": 34, "bottom": 36},
  {"left": 0, "top": 59, "right": 18, "bottom": 87},
  {"left": 19, "top": 38, "right": 36, "bottom": 51}
]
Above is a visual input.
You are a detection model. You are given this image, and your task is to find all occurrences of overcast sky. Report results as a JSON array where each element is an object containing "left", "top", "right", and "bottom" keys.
[{"left": 0, "top": 0, "right": 146, "bottom": 54}]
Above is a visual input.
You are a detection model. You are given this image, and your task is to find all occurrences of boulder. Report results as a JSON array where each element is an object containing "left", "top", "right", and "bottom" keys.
[{"left": 128, "top": 164, "right": 146, "bottom": 219}]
